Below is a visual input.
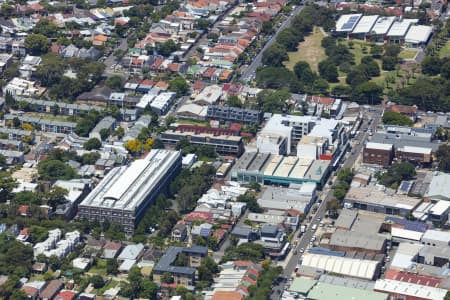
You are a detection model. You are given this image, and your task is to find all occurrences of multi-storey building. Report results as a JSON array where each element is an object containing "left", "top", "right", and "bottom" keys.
[{"left": 77, "top": 150, "right": 181, "bottom": 233}]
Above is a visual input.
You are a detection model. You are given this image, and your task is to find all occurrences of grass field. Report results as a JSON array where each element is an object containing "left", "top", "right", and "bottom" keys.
[
  {"left": 284, "top": 27, "right": 326, "bottom": 72},
  {"left": 88, "top": 259, "right": 107, "bottom": 276},
  {"left": 439, "top": 41, "right": 450, "bottom": 58},
  {"left": 399, "top": 49, "right": 418, "bottom": 60}
]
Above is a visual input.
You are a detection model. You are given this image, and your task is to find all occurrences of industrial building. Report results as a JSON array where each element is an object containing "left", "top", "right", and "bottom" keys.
[
  {"left": 300, "top": 253, "right": 381, "bottom": 280},
  {"left": 77, "top": 149, "right": 181, "bottom": 233},
  {"left": 374, "top": 279, "right": 448, "bottom": 300},
  {"left": 344, "top": 186, "right": 422, "bottom": 217},
  {"left": 323, "top": 229, "right": 387, "bottom": 254},
  {"left": 396, "top": 146, "right": 432, "bottom": 165},
  {"left": 231, "top": 151, "right": 331, "bottom": 187}
]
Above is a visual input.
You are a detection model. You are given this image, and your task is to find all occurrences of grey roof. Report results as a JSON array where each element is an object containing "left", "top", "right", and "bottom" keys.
[
  {"left": 371, "top": 133, "right": 441, "bottom": 151},
  {"left": 117, "top": 243, "right": 144, "bottom": 260},
  {"left": 261, "top": 224, "right": 278, "bottom": 236},
  {"left": 153, "top": 246, "right": 207, "bottom": 276},
  {"left": 329, "top": 229, "right": 386, "bottom": 252},
  {"left": 231, "top": 226, "right": 252, "bottom": 237},
  {"left": 334, "top": 209, "right": 357, "bottom": 229},
  {"left": 90, "top": 116, "right": 115, "bottom": 135}
]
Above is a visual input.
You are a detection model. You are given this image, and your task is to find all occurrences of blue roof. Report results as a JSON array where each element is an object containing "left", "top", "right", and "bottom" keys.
[
  {"left": 385, "top": 216, "right": 429, "bottom": 232},
  {"left": 308, "top": 247, "right": 346, "bottom": 257}
]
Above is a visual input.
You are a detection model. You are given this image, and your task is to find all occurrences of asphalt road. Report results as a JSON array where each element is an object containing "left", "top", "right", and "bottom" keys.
[
  {"left": 240, "top": 5, "right": 306, "bottom": 82},
  {"left": 270, "top": 107, "right": 384, "bottom": 299}
]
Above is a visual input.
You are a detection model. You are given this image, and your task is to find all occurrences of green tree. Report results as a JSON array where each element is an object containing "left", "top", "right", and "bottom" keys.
[
  {"left": 198, "top": 256, "right": 219, "bottom": 283},
  {"left": 382, "top": 111, "right": 414, "bottom": 126},
  {"left": 276, "top": 29, "right": 301, "bottom": 51},
  {"left": 421, "top": 56, "right": 441, "bottom": 75},
  {"left": 226, "top": 95, "right": 242, "bottom": 108},
  {"left": 256, "top": 67, "right": 298, "bottom": 91},
  {"left": 370, "top": 44, "right": 383, "bottom": 58},
  {"left": 294, "top": 61, "right": 316, "bottom": 86},
  {"left": 106, "top": 258, "right": 118, "bottom": 275},
  {"left": 256, "top": 89, "right": 290, "bottom": 113},
  {"left": 436, "top": 144, "right": 450, "bottom": 172},
  {"left": 384, "top": 44, "right": 401, "bottom": 57},
  {"left": 378, "top": 162, "right": 416, "bottom": 188},
  {"left": 351, "top": 82, "right": 382, "bottom": 105},
  {"left": 140, "top": 280, "right": 158, "bottom": 299},
  {"left": 157, "top": 39, "right": 179, "bottom": 57},
  {"left": 24, "top": 34, "right": 50, "bottom": 55},
  {"left": 161, "top": 272, "right": 174, "bottom": 284},
  {"left": 33, "top": 19, "right": 58, "bottom": 38},
  {"left": 440, "top": 61, "right": 450, "bottom": 79},
  {"left": 262, "top": 43, "right": 288, "bottom": 67},
  {"left": 312, "top": 78, "right": 329, "bottom": 94},
  {"left": 382, "top": 56, "right": 397, "bottom": 71},
  {"left": 169, "top": 76, "right": 189, "bottom": 97},
  {"left": 105, "top": 75, "right": 125, "bottom": 91},
  {"left": 83, "top": 138, "right": 102, "bottom": 150},
  {"left": 90, "top": 275, "right": 105, "bottom": 289},
  {"left": 45, "top": 186, "right": 68, "bottom": 209},
  {"left": 37, "top": 159, "right": 76, "bottom": 181},
  {"left": 318, "top": 59, "right": 338, "bottom": 82}
]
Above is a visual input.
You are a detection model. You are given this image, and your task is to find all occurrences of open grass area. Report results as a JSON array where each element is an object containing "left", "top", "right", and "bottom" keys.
[
  {"left": 23, "top": 112, "right": 71, "bottom": 122},
  {"left": 439, "top": 41, "right": 450, "bottom": 58},
  {"left": 88, "top": 259, "right": 107, "bottom": 276},
  {"left": 399, "top": 49, "right": 418, "bottom": 60},
  {"left": 284, "top": 27, "right": 326, "bottom": 72},
  {"left": 175, "top": 118, "right": 209, "bottom": 127},
  {"left": 94, "top": 280, "right": 119, "bottom": 296}
]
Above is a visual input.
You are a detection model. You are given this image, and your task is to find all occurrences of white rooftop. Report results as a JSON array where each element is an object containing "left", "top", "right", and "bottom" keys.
[
  {"left": 429, "top": 200, "right": 450, "bottom": 216},
  {"left": 80, "top": 150, "right": 180, "bottom": 212},
  {"left": 405, "top": 25, "right": 432, "bottom": 44},
  {"left": 422, "top": 229, "right": 450, "bottom": 243},
  {"left": 398, "top": 145, "right": 432, "bottom": 154},
  {"left": 365, "top": 142, "right": 393, "bottom": 151},
  {"left": 425, "top": 172, "right": 450, "bottom": 201},
  {"left": 387, "top": 19, "right": 418, "bottom": 37},
  {"left": 352, "top": 15, "right": 379, "bottom": 34},
  {"left": 335, "top": 14, "right": 363, "bottom": 32},
  {"left": 370, "top": 16, "right": 396, "bottom": 35},
  {"left": 374, "top": 279, "right": 447, "bottom": 300}
]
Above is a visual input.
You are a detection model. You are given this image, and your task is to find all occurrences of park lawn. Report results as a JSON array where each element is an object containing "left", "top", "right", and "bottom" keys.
[
  {"left": 399, "top": 49, "right": 418, "bottom": 60},
  {"left": 284, "top": 27, "right": 326, "bottom": 72},
  {"left": 439, "top": 41, "right": 450, "bottom": 58},
  {"left": 176, "top": 119, "right": 209, "bottom": 127}
]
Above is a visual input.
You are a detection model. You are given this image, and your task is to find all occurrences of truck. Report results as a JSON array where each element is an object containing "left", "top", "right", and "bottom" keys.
[{"left": 300, "top": 225, "right": 306, "bottom": 233}]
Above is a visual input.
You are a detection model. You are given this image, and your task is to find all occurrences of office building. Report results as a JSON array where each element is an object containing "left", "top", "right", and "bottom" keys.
[{"left": 78, "top": 150, "right": 181, "bottom": 233}]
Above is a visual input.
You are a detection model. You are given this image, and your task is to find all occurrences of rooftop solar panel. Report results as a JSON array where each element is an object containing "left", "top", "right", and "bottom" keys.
[{"left": 400, "top": 181, "right": 410, "bottom": 191}]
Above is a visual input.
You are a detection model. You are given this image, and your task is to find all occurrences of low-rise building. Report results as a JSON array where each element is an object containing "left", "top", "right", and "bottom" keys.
[
  {"left": 206, "top": 105, "right": 262, "bottom": 124},
  {"left": 396, "top": 146, "right": 432, "bottom": 165},
  {"left": 323, "top": 229, "right": 387, "bottom": 254},
  {"left": 421, "top": 229, "right": 450, "bottom": 248},
  {"left": 344, "top": 186, "right": 422, "bottom": 217},
  {"left": 374, "top": 279, "right": 447, "bottom": 300},
  {"left": 153, "top": 246, "right": 208, "bottom": 285},
  {"left": 89, "top": 116, "right": 116, "bottom": 141},
  {"left": 363, "top": 142, "right": 394, "bottom": 166}
]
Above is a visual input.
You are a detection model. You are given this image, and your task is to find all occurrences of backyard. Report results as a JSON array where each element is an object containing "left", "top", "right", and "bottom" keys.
[{"left": 439, "top": 40, "right": 450, "bottom": 58}]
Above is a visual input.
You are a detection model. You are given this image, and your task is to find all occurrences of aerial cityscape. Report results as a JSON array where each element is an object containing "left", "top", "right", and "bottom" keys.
[{"left": 0, "top": 0, "right": 449, "bottom": 299}]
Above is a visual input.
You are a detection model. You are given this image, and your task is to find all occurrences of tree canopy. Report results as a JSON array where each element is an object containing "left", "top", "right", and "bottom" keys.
[{"left": 382, "top": 111, "right": 414, "bottom": 127}]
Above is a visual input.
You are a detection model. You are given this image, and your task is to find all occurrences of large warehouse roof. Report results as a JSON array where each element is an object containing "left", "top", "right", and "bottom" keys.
[
  {"left": 335, "top": 14, "right": 363, "bottom": 32},
  {"left": 370, "top": 16, "right": 396, "bottom": 35},
  {"left": 374, "top": 279, "right": 447, "bottom": 300},
  {"left": 405, "top": 25, "right": 432, "bottom": 44},
  {"left": 387, "top": 19, "right": 418, "bottom": 37},
  {"left": 352, "top": 15, "right": 379, "bottom": 34},
  {"left": 301, "top": 253, "right": 380, "bottom": 280},
  {"left": 80, "top": 149, "right": 180, "bottom": 212}
]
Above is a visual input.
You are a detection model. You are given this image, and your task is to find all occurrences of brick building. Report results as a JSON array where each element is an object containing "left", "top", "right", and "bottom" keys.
[{"left": 363, "top": 142, "right": 394, "bottom": 166}]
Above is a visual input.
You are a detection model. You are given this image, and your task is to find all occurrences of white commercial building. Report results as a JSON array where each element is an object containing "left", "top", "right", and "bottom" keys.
[
  {"left": 350, "top": 15, "right": 379, "bottom": 39},
  {"left": 386, "top": 19, "right": 418, "bottom": 43},
  {"left": 78, "top": 150, "right": 181, "bottom": 233},
  {"left": 335, "top": 14, "right": 363, "bottom": 33},
  {"left": 150, "top": 92, "right": 176, "bottom": 115},
  {"left": 369, "top": 16, "right": 396, "bottom": 42},
  {"left": 425, "top": 172, "right": 450, "bottom": 201},
  {"left": 421, "top": 229, "right": 450, "bottom": 248},
  {"left": 404, "top": 25, "right": 432, "bottom": 47},
  {"left": 374, "top": 279, "right": 447, "bottom": 300},
  {"left": 301, "top": 253, "right": 380, "bottom": 280}
]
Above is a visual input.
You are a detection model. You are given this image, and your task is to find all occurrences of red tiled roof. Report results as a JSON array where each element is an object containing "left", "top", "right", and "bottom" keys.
[
  {"left": 386, "top": 105, "right": 417, "bottom": 114},
  {"left": 234, "top": 261, "right": 253, "bottom": 268},
  {"left": 212, "top": 291, "right": 243, "bottom": 300},
  {"left": 385, "top": 269, "right": 442, "bottom": 287},
  {"left": 183, "top": 211, "right": 214, "bottom": 223},
  {"left": 103, "top": 241, "right": 122, "bottom": 250},
  {"left": 55, "top": 290, "right": 77, "bottom": 300},
  {"left": 21, "top": 286, "right": 38, "bottom": 297}
]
